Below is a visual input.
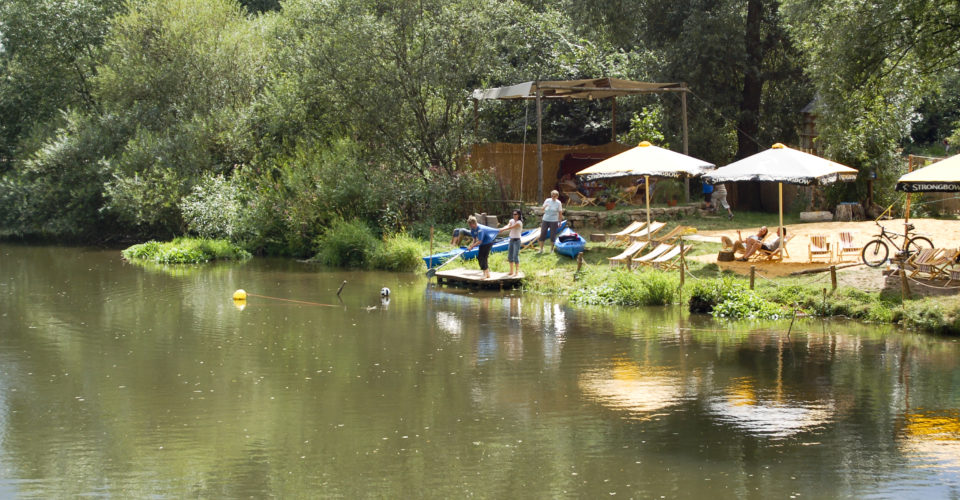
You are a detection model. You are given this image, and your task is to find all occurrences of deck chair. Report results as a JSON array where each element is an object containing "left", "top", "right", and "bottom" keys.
[
  {"left": 808, "top": 234, "right": 831, "bottom": 262},
  {"left": 630, "top": 243, "right": 675, "bottom": 266},
  {"left": 651, "top": 225, "right": 690, "bottom": 244},
  {"left": 946, "top": 264, "right": 960, "bottom": 287},
  {"left": 751, "top": 234, "right": 792, "bottom": 262},
  {"left": 519, "top": 227, "right": 541, "bottom": 250},
  {"left": 836, "top": 231, "right": 863, "bottom": 262},
  {"left": 564, "top": 190, "right": 597, "bottom": 207},
  {"left": 908, "top": 248, "right": 948, "bottom": 279},
  {"left": 615, "top": 184, "right": 641, "bottom": 205},
  {"left": 608, "top": 241, "right": 649, "bottom": 268},
  {"left": 628, "top": 221, "right": 667, "bottom": 242},
  {"left": 651, "top": 244, "right": 693, "bottom": 270},
  {"left": 604, "top": 221, "right": 645, "bottom": 245}
]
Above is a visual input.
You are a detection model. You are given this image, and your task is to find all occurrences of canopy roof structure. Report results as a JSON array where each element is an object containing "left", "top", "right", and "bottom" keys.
[
  {"left": 471, "top": 77, "right": 690, "bottom": 201},
  {"left": 896, "top": 154, "right": 960, "bottom": 192},
  {"left": 471, "top": 78, "right": 685, "bottom": 101}
]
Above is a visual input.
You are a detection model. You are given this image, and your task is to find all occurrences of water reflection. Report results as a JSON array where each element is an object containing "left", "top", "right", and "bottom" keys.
[
  {"left": 705, "top": 376, "right": 834, "bottom": 438},
  {"left": 579, "top": 359, "right": 685, "bottom": 418},
  {"left": 4, "top": 244, "right": 960, "bottom": 498}
]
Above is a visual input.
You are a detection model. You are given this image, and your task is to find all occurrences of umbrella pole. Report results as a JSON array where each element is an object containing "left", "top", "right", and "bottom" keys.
[
  {"left": 645, "top": 175, "right": 651, "bottom": 233},
  {"left": 778, "top": 182, "right": 784, "bottom": 247}
]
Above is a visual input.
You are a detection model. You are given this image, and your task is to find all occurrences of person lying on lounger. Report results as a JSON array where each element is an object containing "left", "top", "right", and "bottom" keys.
[{"left": 738, "top": 227, "right": 785, "bottom": 261}]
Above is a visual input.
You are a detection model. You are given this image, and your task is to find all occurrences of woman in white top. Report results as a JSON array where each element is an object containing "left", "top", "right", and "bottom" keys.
[
  {"left": 500, "top": 209, "right": 523, "bottom": 276},
  {"left": 539, "top": 190, "right": 563, "bottom": 253}
]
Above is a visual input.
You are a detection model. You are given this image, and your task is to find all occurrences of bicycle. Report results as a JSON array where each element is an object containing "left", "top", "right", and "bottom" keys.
[{"left": 861, "top": 222, "right": 933, "bottom": 267}]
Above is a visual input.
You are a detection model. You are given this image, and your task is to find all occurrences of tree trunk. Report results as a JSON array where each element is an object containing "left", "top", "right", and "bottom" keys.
[
  {"left": 734, "top": 0, "right": 764, "bottom": 210},
  {"left": 736, "top": 0, "right": 763, "bottom": 162}
]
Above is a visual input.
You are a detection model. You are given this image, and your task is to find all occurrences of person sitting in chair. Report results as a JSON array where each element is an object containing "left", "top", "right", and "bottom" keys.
[{"left": 739, "top": 226, "right": 785, "bottom": 261}]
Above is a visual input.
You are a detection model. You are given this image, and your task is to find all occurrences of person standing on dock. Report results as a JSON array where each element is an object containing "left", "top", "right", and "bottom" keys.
[
  {"left": 466, "top": 215, "right": 503, "bottom": 279},
  {"left": 501, "top": 209, "right": 523, "bottom": 276},
  {"left": 539, "top": 190, "right": 564, "bottom": 253}
]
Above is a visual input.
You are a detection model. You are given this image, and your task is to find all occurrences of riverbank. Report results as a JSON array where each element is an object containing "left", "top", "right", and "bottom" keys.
[{"left": 467, "top": 215, "right": 960, "bottom": 335}]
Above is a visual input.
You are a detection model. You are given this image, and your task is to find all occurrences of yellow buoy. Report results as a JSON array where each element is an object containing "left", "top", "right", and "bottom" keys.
[{"left": 233, "top": 289, "right": 247, "bottom": 301}]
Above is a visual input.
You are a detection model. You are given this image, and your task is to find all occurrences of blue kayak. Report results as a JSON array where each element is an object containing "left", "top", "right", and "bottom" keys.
[
  {"left": 423, "top": 222, "right": 567, "bottom": 268},
  {"left": 554, "top": 228, "right": 586, "bottom": 258}
]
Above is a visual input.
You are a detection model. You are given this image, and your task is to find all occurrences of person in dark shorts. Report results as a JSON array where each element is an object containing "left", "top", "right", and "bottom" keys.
[
  {"left": 539, "top": 190, "right": 564, "bottom": 253},
  {"left": 466, "top": 215, "right": 503, "bottom": 279}
]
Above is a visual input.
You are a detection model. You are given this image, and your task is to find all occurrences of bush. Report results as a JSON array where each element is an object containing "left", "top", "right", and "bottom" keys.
[
  {"left": 571, "top": 269, "right": 677, "bottom": 306},
  {"left": 371, "top": 233, "right": 427, "bottom": 272},
  {"left": 122, "top": 237, "right": 251, "bottom": 264},
  {"left": 689, "top": 277, "right": 783, "bottom": 319},
  {"left": 311, "top": 219, "right": 381, "bottom": 268}
]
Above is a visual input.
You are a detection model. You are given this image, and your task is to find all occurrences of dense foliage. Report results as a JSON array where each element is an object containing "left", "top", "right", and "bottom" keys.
[{"left": 2, "top": 0, "right": 958, "bottom": 252}]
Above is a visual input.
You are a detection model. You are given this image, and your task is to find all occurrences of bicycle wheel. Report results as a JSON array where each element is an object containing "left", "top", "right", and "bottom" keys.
[
  {"left": 906, "top": 236, "right": 934, "bottom": 254},
  {"left": 861, "top": 240, "right": 889, "bottom": 267}
]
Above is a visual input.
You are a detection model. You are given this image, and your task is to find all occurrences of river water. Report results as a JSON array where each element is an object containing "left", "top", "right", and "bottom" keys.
[{"left": 1, "top": 244, "right": 960, "bottom": 498}]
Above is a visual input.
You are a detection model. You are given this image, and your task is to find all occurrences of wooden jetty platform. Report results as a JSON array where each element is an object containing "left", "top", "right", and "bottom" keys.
[{"left": 434, "top": 268, "right": 524, "bottom": 289}]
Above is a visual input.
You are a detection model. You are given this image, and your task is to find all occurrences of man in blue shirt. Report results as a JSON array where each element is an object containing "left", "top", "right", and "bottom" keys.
[{"left": 466, "top": 215, "right": 504, "bottom": 279}]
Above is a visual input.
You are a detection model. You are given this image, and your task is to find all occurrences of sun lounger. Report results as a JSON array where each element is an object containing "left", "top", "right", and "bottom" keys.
[
  {"left": 909, "top": 248, "right": 953, "bottom": 279},
  {"left": 836, "top": 231, "right": 862, "bottom": 262},
  {"left": 651, "top": 225, "right": 691, "bottom": 244},
  {"left": 630, "top": 243, "right": 675, "bottom": 266},
  {"left": 650, "top": 243, "right": 693, "bottom": 270},
  {"left": 519, "top": 227, "right": 541, "bottom": 250},
  {"left": 564, "top": 190, "right": 597, "bottom": 207},
  {"left": 628, "top": 221, "right": 667, "bottom": 242},
  {"left": 608, "top": 241, "right": 649, "bottom": 268},
  {"left": 808, "top": 234, "right": 831, "bottom": 262},
  {"left": 605, "top": 221, "right": 645, "bottom": 244}
]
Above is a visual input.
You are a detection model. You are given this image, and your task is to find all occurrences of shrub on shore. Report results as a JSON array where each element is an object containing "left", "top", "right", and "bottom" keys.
[
  {"left": 122, "top": 237, "right": 251, "bottom": 264},
  {"left": 311, "top": 219, "right": 380, "bottom": 268}
]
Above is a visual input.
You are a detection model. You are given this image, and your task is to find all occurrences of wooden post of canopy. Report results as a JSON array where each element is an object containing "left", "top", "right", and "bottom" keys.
[
  {"left": 681, "top": 83, "right": 690, "bottom": 203},
  {"left": 611, "top": 98, "right": 617, "bottom": 141},
  {"left": 536, "top": 85, "right": 543, "bottom": 202}
]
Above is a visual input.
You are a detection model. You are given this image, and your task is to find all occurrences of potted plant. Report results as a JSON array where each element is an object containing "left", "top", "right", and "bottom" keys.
[
  {"left": 599, "top": 186, "right": 619, "bottom": 210},
  {"left": 655, "top": 179, "right": 685, "bottom": 207}
]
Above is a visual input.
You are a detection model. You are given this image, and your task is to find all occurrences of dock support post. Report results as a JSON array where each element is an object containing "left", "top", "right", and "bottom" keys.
[{"left": 749, "top": 266, "right": 756, "bottom": 290}]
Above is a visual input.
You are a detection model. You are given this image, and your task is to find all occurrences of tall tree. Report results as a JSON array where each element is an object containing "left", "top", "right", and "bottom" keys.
[{"left": 0, "top": 0, "right": 123, "bottom": 162}]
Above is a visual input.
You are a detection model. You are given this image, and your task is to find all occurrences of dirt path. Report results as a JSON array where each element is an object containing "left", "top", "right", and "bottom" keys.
[{"left": 687, "top": 217, "right": 960, "bottom": 291}]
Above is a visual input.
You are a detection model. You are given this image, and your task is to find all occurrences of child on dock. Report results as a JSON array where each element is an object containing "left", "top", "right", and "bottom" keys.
[{"left": 501, "top": 209, "right": 523, "bottom": 276}]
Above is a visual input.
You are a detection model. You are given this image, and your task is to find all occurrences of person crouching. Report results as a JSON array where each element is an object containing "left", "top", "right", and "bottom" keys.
[{"left": 466, "top": 215, "right": 504, "bottom": 279}]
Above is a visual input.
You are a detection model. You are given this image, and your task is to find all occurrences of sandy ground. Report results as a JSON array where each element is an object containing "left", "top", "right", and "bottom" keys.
[{"left": 686, "top": 218, "right": 960, "bottom": 291}]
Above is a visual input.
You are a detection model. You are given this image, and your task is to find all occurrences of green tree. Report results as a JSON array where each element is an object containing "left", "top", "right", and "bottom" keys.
[
  {"left": 94, "top": 0, "right": 273, "bottom": 234},
  {"left": 0, "top": 0, "right": 123, "bottom": 163}
]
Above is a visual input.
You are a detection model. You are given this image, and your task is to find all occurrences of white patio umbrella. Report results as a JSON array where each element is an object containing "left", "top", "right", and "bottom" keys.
[
  {"left": 702, "top": 143, "right": 858, "bottom": 246},
  {"left": 576, "top": 141, "right": 715, "bottom": 231},
  {"left": 895, "top": 153, "right": 960, "bottom": 193}
]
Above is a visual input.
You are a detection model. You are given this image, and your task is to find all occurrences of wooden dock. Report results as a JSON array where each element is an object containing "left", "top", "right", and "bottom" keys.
[{"left": 434, "top": 268, "right": 524, "bottom": 289}]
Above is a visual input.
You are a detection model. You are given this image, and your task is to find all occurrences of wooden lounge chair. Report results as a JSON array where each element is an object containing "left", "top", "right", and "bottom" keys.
[
  {"left": 564, "top": 190, "right": 597, "bottom": 207},
  {"left": 946, "top": 265, "right": 960, "bottom": 287},
  {"left": 630, "top": 243, "right": 675, "bottom": 266},
  {"left": 604, "top": 221, "right": 645, "bottom": 245},
  {"left": 608, "top": 241, "right": 649, "bottom": 268},
  {"left": 615, "top": 184, "right": 641, "bottom": 205},
  {"left": 628, "top": 221, "right": 667, "bottom": 242},
  {"left": 752, "top": 233, "right": 793, "bottom": 262},
  {"left": 651, "top": 225, "right": 691, "bottom": 244},
  {"left": 808, "top": 234, "right": 831, "bottom": 262},
  {"left": 650, "top": 243, "right": 693, "bottom": 270},
  {"left": 519, "top": 227, "right": 541, "bottom": 250},
  {"left": 908, "top": 248, "right": 948, "bottom": 279},
  {"left": 836, "top": 231, "right": 863, "bottom": 263}
]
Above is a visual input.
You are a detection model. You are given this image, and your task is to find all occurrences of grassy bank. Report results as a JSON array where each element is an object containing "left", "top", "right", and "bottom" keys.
[
  {"left": 472, "top": 220, "right": 960, "bottom": 335},
  {"left": 122, "top": 237, "right": 252, "bottom": 264}
]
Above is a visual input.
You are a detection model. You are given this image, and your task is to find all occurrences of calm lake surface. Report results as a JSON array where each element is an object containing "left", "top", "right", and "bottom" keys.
[{"left": 2, "top": 244, "right": 960, "bottom": 498}]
